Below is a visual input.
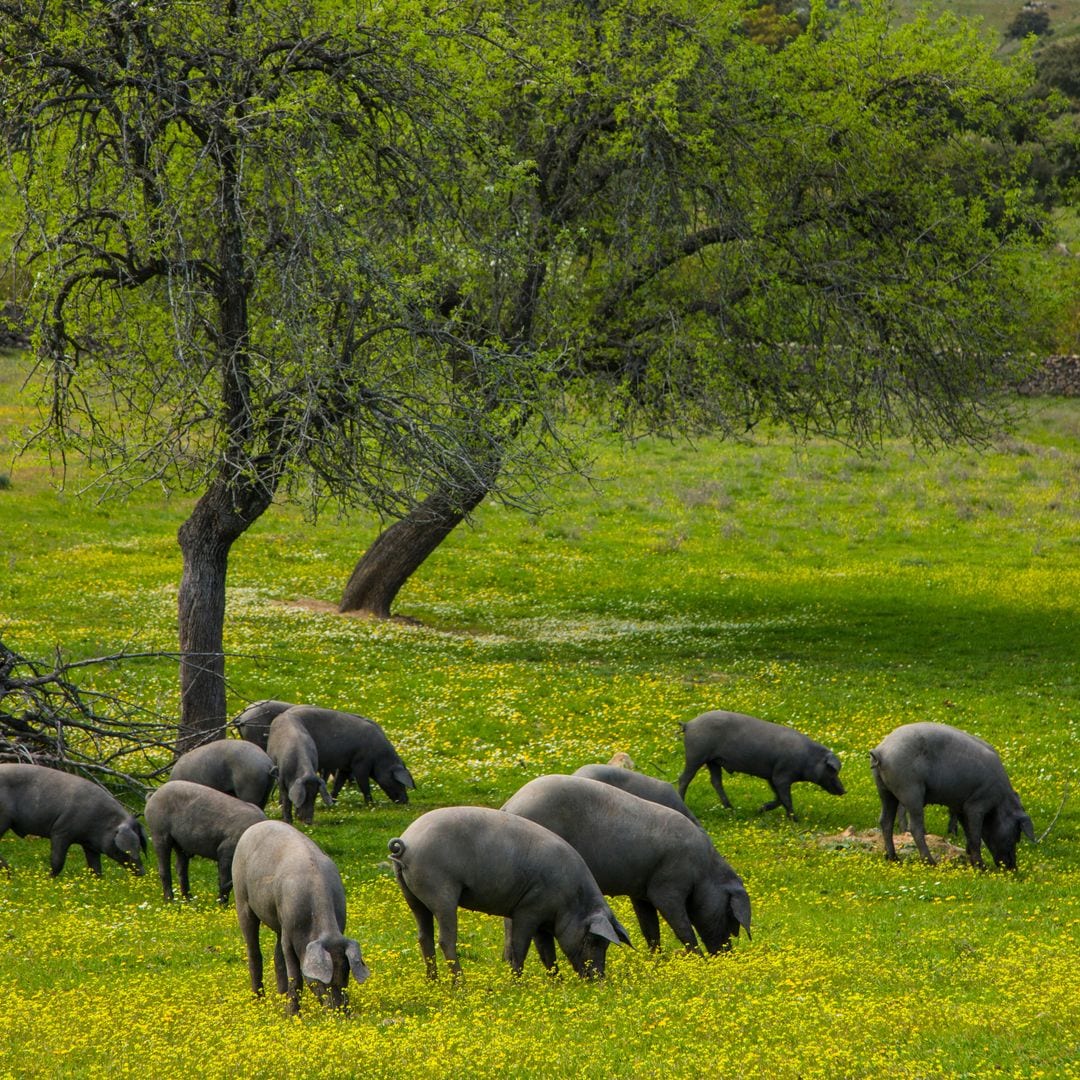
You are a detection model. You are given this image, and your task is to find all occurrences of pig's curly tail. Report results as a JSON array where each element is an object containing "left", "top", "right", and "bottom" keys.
[{"left": 387, "top": 838, "right": 406, "bottom": 860}]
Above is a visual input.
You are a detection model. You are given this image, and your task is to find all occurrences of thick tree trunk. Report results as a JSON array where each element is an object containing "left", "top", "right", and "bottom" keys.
[
  {"left": 339, "top": 486, "right": 489, "bottom": 618},
  {"left": 176, "top": 478, "right": 274, "bottom": 752}
]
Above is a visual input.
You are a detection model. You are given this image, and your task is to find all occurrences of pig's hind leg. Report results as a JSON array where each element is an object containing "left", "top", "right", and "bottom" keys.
[
  {"left": 760, "top": 776, "right": 796, "bottom": 819},
  {"left": 706, "top": 762, "right": 733, "bottom": 809},
  {"left": 398, "top": 877, "right": 440, "bottom": 978},
  {"left": 904, "top": 803, "right": 936, "bottom": 865}
]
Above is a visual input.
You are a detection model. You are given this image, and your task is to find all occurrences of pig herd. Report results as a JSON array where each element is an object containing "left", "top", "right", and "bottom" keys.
[{"left": 0, "top": 703, "right": 1036, "bottom": 1014}]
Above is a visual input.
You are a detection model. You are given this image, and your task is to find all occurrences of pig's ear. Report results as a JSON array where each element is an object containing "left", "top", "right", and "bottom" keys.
[
  {"left": 114, "top": 823, "right": 142, "bottom": 859},
  {"left": 1019, "top": 813, "right": 1036, "bottom": 842},
  {"left": 589, "top": 913, "right": 632, "bottom": 947},
  {"left": 288, "top": 779, "right": 309, "bottom": 809},
  {"left": 825, "top": 753, "right": 841, "bottom": 773},
  {"left": 393, "top": 765, "right": 416, "bottom": 791},
  {"left": 301, "top": 941, "right": 334, "bottom": 984},
  {"left": 731, "top": 890, "right": 752, "bottom": 939},
  {"left": 346, "top": 940, "right": 370, "bottom": 984}
]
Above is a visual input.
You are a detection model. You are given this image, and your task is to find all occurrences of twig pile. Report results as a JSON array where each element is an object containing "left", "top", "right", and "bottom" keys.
[{"left": 0, "top": 640, "right": 178, "bottom": 800}]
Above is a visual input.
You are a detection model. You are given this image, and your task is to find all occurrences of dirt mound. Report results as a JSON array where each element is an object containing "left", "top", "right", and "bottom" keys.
[{"left": 818, "top": 826, "right": 967, "bottom": 861}]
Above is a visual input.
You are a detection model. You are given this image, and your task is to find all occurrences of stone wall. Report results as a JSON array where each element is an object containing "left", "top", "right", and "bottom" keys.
[
  {"left": 1016, "top": 354, "right": 1080, "bottom": 397},
  {"left": 0, "top": 303, "right": 30, "bottom": 350}
]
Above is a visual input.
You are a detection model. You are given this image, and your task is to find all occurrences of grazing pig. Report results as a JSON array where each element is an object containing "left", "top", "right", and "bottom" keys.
[
  {"left": 169, "top": 739, "right": 277, "bottom": 809},
  {"left": 279, "top": 706, "right": 415, "bottom": 805},
  {"left": 677, "top": 710, "right": 845, "bottom": 819},
  {"left": 234, "top": 699, "right": 295, "bottom": 750},
  {"left": 389, "top": 806, "right": 631, "bottom": 979},
  {"left": 0, "top": 763, "right": 146, "bottom": 877},
  {"left": 502, "top": 775, "right": 750, "bottom": 954},
  {"left": 232, "top": 820, "right": 370, "bottom": 1014},
  {"left": 870, "top": 722, "right": 1035, "bottom": 869},
  {"left": 266, "top": 713, "right": 333, "bottom": 825},
  {"left": 144, "top": 780, "right": 266, "bottom": 902},
  {"left": 573, "top": 763, "right": 701, "bottom": 825}
]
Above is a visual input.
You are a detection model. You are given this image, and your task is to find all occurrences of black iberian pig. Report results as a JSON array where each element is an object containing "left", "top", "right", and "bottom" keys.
[
  {"left": 169, "top": 739, "right": 277, "bottom": 809},
  {"left": 232, "top": 820, "right": 369, "bottom": 1014},
  {"left": 234, "top": 699, "right": 295, "bottom": 750},
  {"left": 144, "top": 780, "right": 266, "bottom": 901},
  {"left": 573, "top": 762, "right": 701, "bottom": 825},
  {"left": 0, "top": 763, "right": 146, "bottom": 876},
  {"left": 279, "top": 706, "right": 415, "bottom": 805},
  {"left": 388, "top": 805, "right": 630, "bottom": 979},
  {"left": 265, "top": 712, "right": 333, "bottom": 825},
  {"left": 677, "top": 709, "right": 845, "bottom": 819},
  {"left": 870, "top": 721, "right": 1034, "bottom": 869},
  {"left": 503, "top": 775, "right": 750, "bottom": 954}
]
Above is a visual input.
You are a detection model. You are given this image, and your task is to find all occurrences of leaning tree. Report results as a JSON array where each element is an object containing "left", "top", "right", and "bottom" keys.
[
  {"left": 0, "top": 0, "right": 570, "bottom": 747},
  {"left": 335, "top": 0, "right": 1055, "bottom": 619}
]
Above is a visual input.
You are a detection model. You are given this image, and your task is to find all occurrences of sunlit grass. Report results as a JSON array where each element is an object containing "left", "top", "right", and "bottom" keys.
[{"left": 1, "top": 350, "right": 1079, "bottom": 1076}]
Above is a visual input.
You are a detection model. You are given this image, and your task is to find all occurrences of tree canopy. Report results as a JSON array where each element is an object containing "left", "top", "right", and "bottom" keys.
[
  {"left": 0, "top": 0, "right": 575, "bottom": 742},
  {"left": 1, "top": 0, "right": 1059, "bottom": 729},
  {"left": 340, "top": 0, "right": 1055, "bottom": 615}
]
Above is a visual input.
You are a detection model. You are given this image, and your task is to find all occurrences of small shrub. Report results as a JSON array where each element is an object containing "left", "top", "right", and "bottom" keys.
[{"left": 1004, "top": 5, "right": 1051, "bottom": 40}]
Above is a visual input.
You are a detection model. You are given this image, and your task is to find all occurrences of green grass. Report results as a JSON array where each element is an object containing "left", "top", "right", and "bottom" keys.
[{"left": 1, "top": 350, "right": 1079, "bottom": 1078}]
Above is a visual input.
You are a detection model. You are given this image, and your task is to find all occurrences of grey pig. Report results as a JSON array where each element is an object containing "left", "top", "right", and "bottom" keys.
[
  {"left": 502, "top": 775, "right": 750, "bottom": 954},
  {"left": 279, "top": 706, "right": 415, "bottom": 805},
  {"left": 0, "top": 763, "right": 146, "bottom": 876},
  {"left": 232, "top": 820, "right": 370, "bottom": 1014},
  {"left": 870, "top": 722, "right": 1035, "bottom": 869},
  {"left": 265, "top": 712, "right": 333, "bottom": 825},
  {"left": 234, "top": 699, "right": 295, "bottom": 750},
  {"left": 896, "top": 732, "right": 998, "bottom": 837},
  {"left": 388, "top": 805, "right": 631, "bottom": 979},
  {"left": 677, "top": 709, "right": 845, "bottom": 819},
  {"left": 573, "top": 763, "right": 701, "bottom": 825},
  {"left": 169, "top": 739, "right": 277, "bottom": 809},
  {"left": 144, "top": 780, "right": 266, "bottom": 902}
]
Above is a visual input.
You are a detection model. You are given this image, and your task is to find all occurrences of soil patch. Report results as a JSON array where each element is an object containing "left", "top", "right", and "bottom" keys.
[
  {"left": 818, "top": 825, "right": 967, "bottom": 861},
  {"left": 280, "top": 597, "right": 423, "bottom": 626}
]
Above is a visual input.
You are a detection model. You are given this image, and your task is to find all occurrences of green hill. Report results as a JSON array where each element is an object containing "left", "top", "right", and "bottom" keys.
[{"left": 893, "top": 0, "right": 1080, "bottom": 46}]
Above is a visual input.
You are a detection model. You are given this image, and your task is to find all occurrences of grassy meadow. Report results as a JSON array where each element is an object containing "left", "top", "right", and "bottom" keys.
[
  {"left": 1, "top": 348, "right": 1079, "bottom": 1078},
  {"left": 892, "top": 0, "right": 1080, "bottom": 44}
]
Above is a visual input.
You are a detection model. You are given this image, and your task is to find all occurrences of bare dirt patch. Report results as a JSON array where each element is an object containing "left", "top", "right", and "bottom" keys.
[
  {"left": 818, "top": 826, "right": 967, "bottom": 861},
  {"left": 280, "top": 597, "right": 423, "bottom": 626}
]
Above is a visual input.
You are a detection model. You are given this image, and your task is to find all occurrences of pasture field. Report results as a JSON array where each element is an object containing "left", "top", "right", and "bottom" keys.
[
  {"left": 1, "top": 349, "right": 1078, "bottom": 1078},
  {"left": 892, "top": 0, "right": 1080, "bottom": 43}
]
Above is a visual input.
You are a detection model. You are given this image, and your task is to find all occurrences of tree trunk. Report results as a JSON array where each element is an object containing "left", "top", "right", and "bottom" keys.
[
  {"left": 176, "top": 478, "right": 275, "bottom": 751},
  {"left": 339, "top": 485, "right": 489, "bottom": 618}
]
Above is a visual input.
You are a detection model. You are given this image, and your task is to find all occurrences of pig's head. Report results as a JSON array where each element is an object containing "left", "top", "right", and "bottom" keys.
[
  {"left": 289, "top": 773, "right": 333, "bottom": 824},
  {"left": 812, "top": 750, "right": 846, "bottom": 797},
  {"left": 109, "top": 817, "right": 147, "bottom": 876},
  {"left": 689, "top": 875, "right": 752, "bottom": 954},
  {"left": 556, "top": 906, "right": 632, "bottom": 978},
  {"left": 983, "top": 797, "right": 1035, "bottom": 870},
  {"left": 374, "top": 761, "right": 416, "bottom": 805},
  {"left": 301, "top": 932, "right": 370, "bottom": 1009}
]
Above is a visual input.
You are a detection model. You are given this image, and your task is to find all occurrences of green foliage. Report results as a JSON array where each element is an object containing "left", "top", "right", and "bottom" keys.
[
  {"left": 0, "top": 0, "right": 575, "bottom": 518},
  {"left": 1034, "top": 37, "right": 1080, "bottom": 101},
  {"left": 1, "top": 351, "right": 1079, "bottom": 1075}
]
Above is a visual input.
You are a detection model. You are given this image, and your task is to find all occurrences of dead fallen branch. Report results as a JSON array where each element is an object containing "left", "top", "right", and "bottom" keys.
[{"left": 0, "top": 639, "right": 179, "bottom": 802}]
